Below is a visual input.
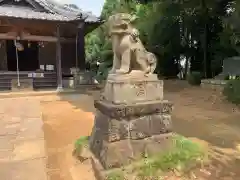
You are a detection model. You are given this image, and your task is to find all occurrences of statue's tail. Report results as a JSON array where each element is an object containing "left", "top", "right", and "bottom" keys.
[{"left": 147, "top": 52, "right": 157, "bottom": 73}]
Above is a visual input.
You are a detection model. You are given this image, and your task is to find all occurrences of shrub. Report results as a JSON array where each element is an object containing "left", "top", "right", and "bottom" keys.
[
  {"left": 74, "top": 136, "right": 89, "bottom": 153},
  {"left": 223, "top": 79, "right": 240, "bottom": 105},
  {"left": 106, "top": 171, "right": 124, "bottom": 180},
  {"left": 187, "top": 71, "right": 202, "bottom": 86},
  {"left": 95, "top": 61, "right": 112, "bottom": 83},
  {"left": 136, "top": 135, "right": 207, "bottom": 178},
  {"left": 229, "top": 75, "right": 240, "bottom": 80},
  {"left": 105, "top": 135, "right": 207, "bottom": 179}
]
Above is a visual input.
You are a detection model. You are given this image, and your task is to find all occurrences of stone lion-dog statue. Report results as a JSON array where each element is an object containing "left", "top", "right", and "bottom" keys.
[{"left": 108, "top": 13, "right": 157, "bottom": 75}]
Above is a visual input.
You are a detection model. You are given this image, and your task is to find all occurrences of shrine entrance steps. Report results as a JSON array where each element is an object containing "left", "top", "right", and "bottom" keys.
[{"left": 0, "top": 71, "right": 57, "bottom": 91}]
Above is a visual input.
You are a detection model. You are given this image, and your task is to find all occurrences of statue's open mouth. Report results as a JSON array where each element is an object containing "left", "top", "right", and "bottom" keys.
[{"left": 112, "top": 23, "right": 128, "bottom": 29}]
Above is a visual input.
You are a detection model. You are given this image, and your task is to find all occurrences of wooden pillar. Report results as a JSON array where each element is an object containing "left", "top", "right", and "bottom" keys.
[
  {"left": 77, "top": 23, "right": 86, "bottom": 71},
  {"left": 56, "top": 25, "right": 63, "bottom": 91},
  {"left": 0, "top": 40, "right": 7, "bottom": 70}
]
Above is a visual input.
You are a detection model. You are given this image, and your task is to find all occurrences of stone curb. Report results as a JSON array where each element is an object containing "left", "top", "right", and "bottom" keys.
[{"left": 0, "top": 85, "right": 99, "bottom": 99}]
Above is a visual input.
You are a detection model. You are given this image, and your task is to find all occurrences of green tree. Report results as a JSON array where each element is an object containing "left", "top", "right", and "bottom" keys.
[
  {"left": 225, "top": 1, "right": 240, "bottom": 53},
  {"left": 85, "top": 0, "right": 238, "bottom": 80}
]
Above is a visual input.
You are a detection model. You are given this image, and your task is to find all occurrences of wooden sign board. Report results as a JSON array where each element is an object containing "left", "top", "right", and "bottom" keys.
[
  {"left": 33, "top": 73, "right": 44, "bottom": 78},
  {"left": 28, "top": 73, "right": 33, "bottom": 77}
]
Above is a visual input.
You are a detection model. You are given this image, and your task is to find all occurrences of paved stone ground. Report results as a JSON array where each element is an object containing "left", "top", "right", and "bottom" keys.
[{"left": 0, "top": 98, "right": 47, "bottom": 180}]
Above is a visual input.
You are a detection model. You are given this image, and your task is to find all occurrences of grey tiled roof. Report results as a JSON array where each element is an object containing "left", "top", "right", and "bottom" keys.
[
  {"left": 35, "top": 0, "right": 100, "bottom": 22},
  {"left": 0, "top": 6, "right": 72, "bottom": 21},
  {"left": 0, "top": 0, "right": 100, "bottom": 22}
]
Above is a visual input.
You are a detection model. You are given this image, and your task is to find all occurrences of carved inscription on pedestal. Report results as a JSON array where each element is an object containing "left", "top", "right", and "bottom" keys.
[
  {"left": 132, "top": 82, "right": 146, "bottom": 102},
  {"left": 134, "top": 83, "right": 146, "bottom": 97}
]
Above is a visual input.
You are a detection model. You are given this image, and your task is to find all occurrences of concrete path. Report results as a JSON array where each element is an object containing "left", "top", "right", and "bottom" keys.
[{"left": 0, "top": 98, "right": 47, "bottom": 180}]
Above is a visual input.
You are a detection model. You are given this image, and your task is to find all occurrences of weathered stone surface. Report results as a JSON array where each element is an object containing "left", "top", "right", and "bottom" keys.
[
  {"left": 91, "top": 133, "right": 173, "bottom": 169},
  {"left": 90, "top": 102, "right": 173, "bottom": 169},
  {"left": 91, "top": 111, "right": 172, "bottom": 144},
  {"left": 149, "top": 114, "right": 172, "bottom": 135},
  {"left": 108, "top": 119, "right": 128, "bottom": 142},
  {"left": 129, "top": 116, "right": 151, "bottom": 140},
  {"left": 130, "top": 114, "right": 172, "bottom": 139},
  {"left": 89, "top": 126, "right": 104, "bottom": 159},
  {"left": 94, "top": 99, "right": 173, "bottom": 118},
  {"left": 103, "top": 74, "right": 163, "bottom": 104}
]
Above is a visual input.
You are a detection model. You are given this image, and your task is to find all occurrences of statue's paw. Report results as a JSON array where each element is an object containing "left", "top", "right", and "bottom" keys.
[
  {"left": 145, "top": 67, "right": 151, "bottom": 73},
  {"left": 116, "top": 69, "right": 129, "bottom": 74},
  {"left": 143, "top": 67, "right": 151, "bottom": 75}
]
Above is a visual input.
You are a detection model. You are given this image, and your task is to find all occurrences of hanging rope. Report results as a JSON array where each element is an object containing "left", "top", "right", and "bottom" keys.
[{"left": 14, "top": 40, "right": 20, "bottom": 87}]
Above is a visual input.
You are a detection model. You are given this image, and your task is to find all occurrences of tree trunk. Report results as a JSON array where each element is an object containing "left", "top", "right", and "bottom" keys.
[{"left": 203, "top": 22, "right": 208, "bottom": 78}]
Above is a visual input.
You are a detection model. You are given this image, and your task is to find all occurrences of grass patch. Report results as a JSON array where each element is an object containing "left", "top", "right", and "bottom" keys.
[
  {"left": 106, "top": 170, "right": 125, "bottom": 180},
  {"left": 135, "top": 135, "right": 207, "bottom": 178},
  {"left": 223, "top": 79, "right": 240, "bottom": 105},
  {"left": 74, "top": 136, "right": 89, "bottom": 153},
  {"left": 106, "top": 135, "right": 207, "bottom": 179}
]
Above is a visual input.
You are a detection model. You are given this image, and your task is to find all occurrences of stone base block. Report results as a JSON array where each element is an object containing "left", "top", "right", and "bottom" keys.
[
  {"left": 89, "top": 99, "right": 173, "bottom": 169},
  {"left": 90, "top": 133, "right": 173, "bottom": 169},
  {"left": 90, "top": 110, "right": 172, "bottom": 143},
  {"left": 103, "top": 74, "right": 163, "bottom": 104},
  {"left": 94, "top": 99, "right": 173, "bottom": 118}
]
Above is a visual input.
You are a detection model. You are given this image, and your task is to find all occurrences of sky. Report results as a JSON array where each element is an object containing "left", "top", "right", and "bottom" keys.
[{"left": 54, "top": 0, "right": 105, "bottom": 16}]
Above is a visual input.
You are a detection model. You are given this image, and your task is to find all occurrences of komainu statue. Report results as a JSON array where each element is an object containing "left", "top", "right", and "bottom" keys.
[
  {"left": 89, "top": 13, "right": 173, "bottom": 172},
  {"left": 108, "top": 13, "right": 157, "bottom": 75}
]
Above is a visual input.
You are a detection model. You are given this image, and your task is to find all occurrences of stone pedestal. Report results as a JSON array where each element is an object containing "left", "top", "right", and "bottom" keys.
[
  {"left": 103, "top": 74, "right": 163, "bottom": 104},
  {"left": 89, "top": 73, "right": 173, "bottom": 169},
  {"left": 73, "top": 71, "right": 93, "bottom": 86}
]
